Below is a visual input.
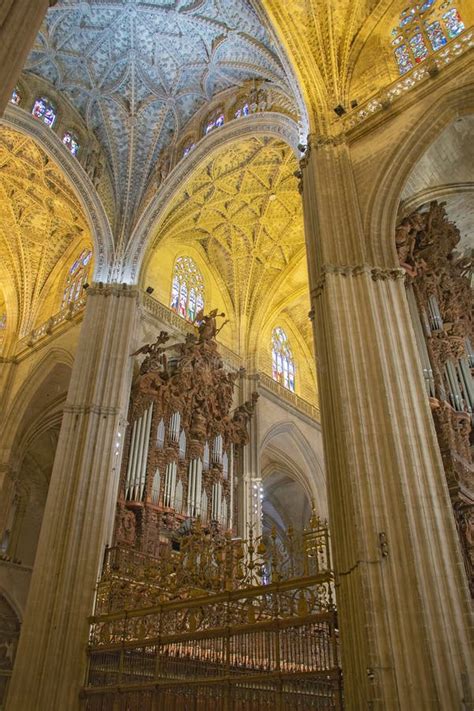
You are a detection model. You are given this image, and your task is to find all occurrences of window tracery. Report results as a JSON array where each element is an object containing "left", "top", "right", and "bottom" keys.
[
  {"left": 272, "top": 327, "right": 295, "bottom": 392},
  {"left": 235, "top": 102, "right": 251, "bottom": 119},
  {"left": 62, "top": 249, "right": 92, "bottom": 308},
  {"left": 62, "top": 131, "right": 80, "bottom": 156},
  {"left": 32, "top": 97, "right": 56, "bottom": 127},
  {"left": 205, "top": 113, "right": 224, "bottom": 135},
  {"left": 391, "top": 0, "right": 464, "bottom": 75},
  {"left": 10, "top": 88, "right": 20, "bottom": 105},
  {"left": 170, "top": 256, "right": 204, "bottom": 322}
]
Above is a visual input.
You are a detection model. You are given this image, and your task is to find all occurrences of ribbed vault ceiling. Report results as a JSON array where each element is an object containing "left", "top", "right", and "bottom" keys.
[
  {"left": 25, "top": 0, "right": 295, "bottom": 232},
  {"left": 152, "top": 135, "right": 304, "bottom": 318},
  {"left": 0, "top": 127, "right": 90, "bottom": 336},
  {"left": 259, "top": 0, "right": 396, "bottom": 119}
]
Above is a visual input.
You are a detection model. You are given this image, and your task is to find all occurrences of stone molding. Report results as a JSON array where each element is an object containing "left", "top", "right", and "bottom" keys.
[
  {"left": 62, "top": 404, "right": 122, "bottom": 416},
  {"left": 1, "top": 107, "right": 114, "bottom": 281},
  {"left": 311, "top": 264, "right": 406, "bottom": 298},
  {"left": 86, "top": 283, "right": 139, "bottom": 298}
]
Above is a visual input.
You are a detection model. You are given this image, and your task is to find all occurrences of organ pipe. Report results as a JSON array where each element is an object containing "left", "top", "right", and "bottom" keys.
[{"left": 115, "top": 314, "right": 258, "bottom": 556}]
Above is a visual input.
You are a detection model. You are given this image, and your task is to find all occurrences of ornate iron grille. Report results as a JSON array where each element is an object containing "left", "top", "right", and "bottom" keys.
[{"left": 82, "top": 518, "right": 343, "bottom": 710}]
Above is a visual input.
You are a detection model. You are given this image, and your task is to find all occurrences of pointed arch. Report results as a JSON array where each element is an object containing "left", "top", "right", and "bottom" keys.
[
  {"left": 124, "top": 112, "right": 300, "bottom": 283},
  {"left": 1, "top": 107, "right": 114, "bottom": 281},
  {"left": 260, "top": 420, "right": 325, "bottom": 508},
  {"left": 366, "top": 78, "right": 474, "bottom": 264},
  {"left": 3, "top": 348, "right": 73, "bottom": 453}
]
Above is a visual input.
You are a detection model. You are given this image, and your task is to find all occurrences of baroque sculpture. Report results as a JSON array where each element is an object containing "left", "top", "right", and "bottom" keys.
[
  {"left": 396, "top": 201, "right": 473, "bottom": 593},
  {"left": 114, "top": 311, "right": 258, "bottom": 558}
]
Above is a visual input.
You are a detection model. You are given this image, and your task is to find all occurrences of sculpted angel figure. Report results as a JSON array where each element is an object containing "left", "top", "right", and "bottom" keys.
[
  {"left": 395, "top": 212, "right": 425, "bottom": 275},
  {"left": 195, "top": 309, "right": 228, "bottom": 343},
  {"left": 131, "top": 330, "right": 170, "bottom": 374}
]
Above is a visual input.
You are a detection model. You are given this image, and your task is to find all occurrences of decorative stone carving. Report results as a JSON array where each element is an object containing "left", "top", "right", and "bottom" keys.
[
  {"left": 24, "top": 1, "right": 297, "bottom": 228},
  {"left": 114, "top": 313, "right": 257, "bottom": 553},
  {"left": 396, "top": 201, "right": 473, "bottom": 594},
  {"left": 311, "top": 263, "right": 406, "bottom": 298}
]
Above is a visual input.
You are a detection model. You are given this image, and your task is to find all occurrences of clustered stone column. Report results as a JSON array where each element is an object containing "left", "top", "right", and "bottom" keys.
[
  {"left": 300, "top": 134, "right": 473, "bottom": 710},
  {"left": 0, "top": 0, "right": 54, "bottom": 114},
  {"left": 6, "top": 284, "right": 139, "bottom": 711},
  {"left": 237, "top": 372, "right": 263, "bottom": 537}
]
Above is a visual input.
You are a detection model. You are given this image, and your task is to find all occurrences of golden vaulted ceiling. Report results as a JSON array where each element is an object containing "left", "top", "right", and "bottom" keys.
[
  {"left": 258, "top": 0, "right": 393, "bottom": 121},
  {"left": 0, "top": 127, "right": 91, "bottom": 337},
  {"left": 150, "top": 136, "right": 306, "bottom": 318},
  {"left": 146, "top": 135, "right": 316, "bottom": 396}
]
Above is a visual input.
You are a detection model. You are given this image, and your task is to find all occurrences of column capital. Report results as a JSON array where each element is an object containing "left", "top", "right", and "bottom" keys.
[
  {"left": 311, "top": 264, "right": 406, "bottom": 299},
  {"left": 86, "top": 282, "right": 140, "bottom": 298}
]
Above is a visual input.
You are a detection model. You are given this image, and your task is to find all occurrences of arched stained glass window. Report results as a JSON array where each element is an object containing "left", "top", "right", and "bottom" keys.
[
  {"left": 32, "top": 97, "right": 56, "bottom": 127},
  {"left": 183, "top": 142, "right": 195, "bottom": 157},
  {"left": 62, "top": 131, "right": 80, "bottom": 156},
  {"left": 205, "top": 113, "right": 224, "bottom": 135},
  {"left": 10, "top": 88, "right": 20, "bottom": 105},
  {"left": 170, "top": 256, "right": 204, "bottom": 322},
  {"left": 391, "top": 0, "right": 464, "bottom": 75},
  {"left": 62, "top": 249, "right": 92, "bottom": 308},
  {"left": 235, "top": 102, "right": 250, "bottom": 119},
  {"left": 272, "top": 327, "right": 295, "bottom": 392}
]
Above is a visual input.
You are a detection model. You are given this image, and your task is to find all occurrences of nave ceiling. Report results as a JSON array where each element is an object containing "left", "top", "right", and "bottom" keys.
[
  {"left": 24, "top": 0, "right": 298, "bottom": 237},
  {"left": 0, "top": 127, "right": 91, "bottom": 337}
]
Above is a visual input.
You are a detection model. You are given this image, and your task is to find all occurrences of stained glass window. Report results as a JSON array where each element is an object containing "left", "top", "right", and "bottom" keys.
[
  {"left": 62, "top": 249, "right": 92, "bottom": 308},
  {"left": 10, "top": 88, "right": 20, "bottom": 105},
  {"left": 442, "top": 7, "right": 464, "bottom": 38},
  {"left": 0, "top": 313, "right": 6, "bottom": 330},
  {"left": 183, "top": 143, "right": 195, "bottom": 157},
  {"left": 205, "top": 113, "right": 224, "bottom": 135},
  {"left": 425, "top": 20, "right": 447, "bottom": 49},
  {"left": 391, "top": 1, "right": 464, "bottom": 75},
  {"left": 170, "top": 256, "right": 204, "bottom": 322},
  {"left": 32, "top": 97, "right": 56, "bottom": 127},
  {"left": 235, "top": 103, "right": 250, "bottom": 119},
  {"left": 62, "top": 131, "right": 80, "bottom": 156},
  {"left": 272, "top": 327, "right": 295, "bottom": 392},
  {"left": 395, "top": 44, "right": 414, "bottom": 74}
]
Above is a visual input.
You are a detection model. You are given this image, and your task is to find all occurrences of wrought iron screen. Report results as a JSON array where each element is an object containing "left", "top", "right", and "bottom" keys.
[{"left": 82, "top": 518, "right": 343, "bottom": 709}]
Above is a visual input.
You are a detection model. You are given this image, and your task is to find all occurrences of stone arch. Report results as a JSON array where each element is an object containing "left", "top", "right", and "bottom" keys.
[
  {"left": 367, "top": 80, "right": 474, "bottom": 265},
  {"left": 401, "top": 182, "right": 474, "bottom": 215},
  {"left": 260, "top": 420, "right": 325, "bottom": 513},
  {"left": 1, "top": 351, "right": 71, "bottom": 569},
  {"left": 1, "top": 107, "right": 114, "bottom": 281},
  {"left": 3, "top": 348, "right": 73, "bottom": 452},
  {"left": 124, "top": 112, "right": 301, "bottom": 283}
]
